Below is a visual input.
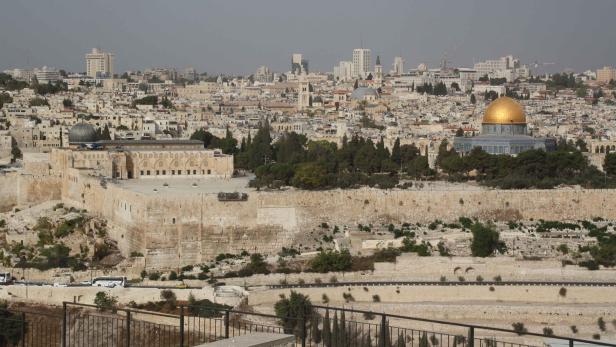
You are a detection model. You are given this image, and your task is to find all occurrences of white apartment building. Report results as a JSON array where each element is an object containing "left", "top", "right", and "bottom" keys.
[
  {"left": 473, "top": 55, "right": 530, "bottom": 81},
  {"left": 393, "top": 56, "right": 405, "bottom": 75},
  {"left": 352, "top": 49, "right": 371, "bottom": 79},
  {"left": 333, "top": 61, "right": 353, "bottom": 81},
  {"left": 4, "top": 69, "right": 35, "bottom": 82},
  {"left": 86, "top": 48, "right": 114, "bottom": 78},
  {"left": 34, "top": 67, "right": 61, "bottom": 84}
]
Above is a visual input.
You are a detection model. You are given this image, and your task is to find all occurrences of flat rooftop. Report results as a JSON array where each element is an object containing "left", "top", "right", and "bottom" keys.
[{"left": 114, "top": 176, "right": 253, "bottom": 196}]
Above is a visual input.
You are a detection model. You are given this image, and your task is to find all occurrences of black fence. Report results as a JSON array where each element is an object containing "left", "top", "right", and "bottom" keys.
[{"left": 1, "top": 302, "right": 615, "bottom": 347}]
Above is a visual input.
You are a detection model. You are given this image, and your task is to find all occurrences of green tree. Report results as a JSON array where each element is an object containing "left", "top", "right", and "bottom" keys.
[
  {"left": 29, "top": 97, "right": 49, "bottom": 107},
  {"left": 0, "top": 301, "right": 24, "bottom": 346},
  {"left": 604, "top": 153, "right": 616, "bottom": 176},
  {"left": 470, "top": 93, "right": 476, "bottom": 104},
  {"left": 310, "top": 250, "right": 353, "bottom": 273},
  {"left": 11, "top": 137, "right": 22, "bottom": 162},
  {"left": 0, "top": 92, "right": 13, "bottom": 109},
  {"left": 470, "top": 222, "right": 504, "bottom": 257},
  {"left": 391, "top": 138, "right": 402, "bottom": 165},
  {"left": 322, "top": 309, "right": 332, "bottom": 347},
  {"left": 292, "top": 162, "right": 330, "bottom": 189},
  {"left": 94, "top": 292, "right": 118, "bottom": 312},
  {"left": 274, "top": 291, "right": 313, "bottom": 337},
  {"left": 62, "top": 99, "right": 73, "bottom": 108}
]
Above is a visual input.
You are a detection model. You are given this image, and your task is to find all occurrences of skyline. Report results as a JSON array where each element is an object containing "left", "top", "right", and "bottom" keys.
[{"left": 1, "top": 0, "right": 615, "bottom": 75}]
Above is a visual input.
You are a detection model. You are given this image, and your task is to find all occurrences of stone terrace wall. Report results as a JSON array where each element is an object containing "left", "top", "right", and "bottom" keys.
[{"left": 78, "top": 183, "right": 616, "bottom": 269}]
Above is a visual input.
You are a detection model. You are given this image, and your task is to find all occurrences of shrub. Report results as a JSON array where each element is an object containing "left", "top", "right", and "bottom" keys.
[
  {"left": 476, "top": 275, "right": 484, "bottom": 282},
  {"left": 310, "top": 250, "right": 352, "bottom": 273},
  {"left": 372, "top": 294, "right": 380, "bottom": 302},
  {"left": 494, "top": 275, "right": 502, "bottom": 282},
  {"left": 321, "top": 294, "right": 329, "bottom": 304},
  {"left": 512, "top": 322, "right": 527, "bottom": 335},
  {"left": 169, "top": 271, "right": 178, "bottom": 281},
  {"left": 329, "top": 276, "right": 338, "bottom": 283},
  {"left": 160, "top": 290, "right": 176, "bottom": 305},
  {"left": 598, "top": 317, "right": 606, "bottom": 332},
  {"left": 130, "top": 251, "right": 144, "bottom": 257},
  {"left": 458, "top": 276, "right": 465, "bottom": 282},
  {"left": 543, "top": 327, "right": 554, "bottom": 336},
  {"left": 570, "top": 325, "right": 578, "bottom": 334},
  {"left": 373, "top": 247, "right": 401, "bottom": 263},
  {"left": 593, "top": 334, "right": 600, "bottom": 340},
  {"left": 342, "top": 293, "right": 355, "bottom": 302},
  {"left": 440, "top": 276, "right": 447, "bottom": 282},
  {"left": 94, "top": 292, "right": 117, "bottom": 312},
  {"left": 489, "top": 286, "right": 495, "bottom": 292},
  {"left": 559, "top": 287, "right": 567, "bottom": 297},
  {"left": 363, "top": 312, "right": 376, "bottom": 320},
  {"left": 148, "top": 272, "right": 161, "bottom": 281}
]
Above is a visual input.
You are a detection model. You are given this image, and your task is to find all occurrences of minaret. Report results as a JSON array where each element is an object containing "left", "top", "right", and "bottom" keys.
[{"left": 375, "top": 55, "right": 383, "bottom": 85}]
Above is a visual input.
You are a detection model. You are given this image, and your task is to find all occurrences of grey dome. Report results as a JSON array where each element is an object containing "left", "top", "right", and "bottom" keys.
[
  {"left": 351, "top": 87, "right": 378, "bottom": 100},
  {"left": 68, "top": 123, "right": 97, "bottom": 143}
]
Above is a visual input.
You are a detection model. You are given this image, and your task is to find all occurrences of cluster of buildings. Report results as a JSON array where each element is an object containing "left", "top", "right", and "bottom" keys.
[{"left": 1, "top": 48, "right": 615, "bottom": 171}]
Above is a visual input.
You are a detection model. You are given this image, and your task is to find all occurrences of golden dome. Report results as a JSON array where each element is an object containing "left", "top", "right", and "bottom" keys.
[{"left": 482, "top": 97, "right": 526, "bottom": 124}]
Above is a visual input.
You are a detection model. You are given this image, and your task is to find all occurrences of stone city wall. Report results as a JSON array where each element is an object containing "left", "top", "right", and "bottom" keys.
[{"left": 5, "top": 172, "right": 616, "bottom": 269}]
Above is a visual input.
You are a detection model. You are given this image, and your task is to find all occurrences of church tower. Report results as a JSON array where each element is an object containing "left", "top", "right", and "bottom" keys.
[{"left": 374, "top": 55, "right": 383, "bottom": 85}]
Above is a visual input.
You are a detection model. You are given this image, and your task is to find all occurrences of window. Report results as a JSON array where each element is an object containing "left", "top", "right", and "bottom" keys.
[
  {"left": 178, "top": 170, "right": 182, "bottom": 175},
  {"left": 172, "top": 218, "right": 176, "bottom": 224},
  {"left": 140, "top": 170, "right": 144, "bottom": 175},
  {"left": 146, "top": 170, "right": 150, "bottom": 175},
  {"left": 162, "top": 170, "right": 166, "bottom": 175},
  {"left": 172, "top": 170, "right": 175, "bottom": 175},
  {"left": 156, "top": 170, "right": 160, "bottom": 175},
  {"left": 193, "top": 170, "right": 196, "bottom": 174},
  {"left": 207, "top": 169, "right": 211, "bottom": 174}
]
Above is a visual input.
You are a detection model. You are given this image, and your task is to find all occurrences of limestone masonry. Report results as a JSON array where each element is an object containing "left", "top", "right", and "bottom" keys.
[{"left": 2, "top": 161, "right": 616, "bottom": 269}]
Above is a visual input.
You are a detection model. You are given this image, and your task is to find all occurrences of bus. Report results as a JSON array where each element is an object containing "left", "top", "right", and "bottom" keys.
[
  {"left": 91, "top": 276, "right": 127, "bottom": 288},
  {"left": 0, "top": 272, "right": 13, "bottom": 285}
]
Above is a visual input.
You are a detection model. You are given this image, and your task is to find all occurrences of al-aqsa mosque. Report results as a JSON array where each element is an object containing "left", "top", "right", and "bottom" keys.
[{"left": 454, "top": 96, "right": 554, "bottom": 156}]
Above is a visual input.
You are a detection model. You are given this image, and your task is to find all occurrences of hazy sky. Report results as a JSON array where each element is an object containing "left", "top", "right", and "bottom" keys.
[{"left": 1, "top": 0, "right": 615, "bottom": 75}]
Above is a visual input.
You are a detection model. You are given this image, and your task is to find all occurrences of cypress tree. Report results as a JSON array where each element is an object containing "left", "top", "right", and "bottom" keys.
[
  {"left": 332, "top": 312, "right": 339, "bottom": 347},
  {"left": 323, "top": 310, "right": 332, "bottom": 347}
]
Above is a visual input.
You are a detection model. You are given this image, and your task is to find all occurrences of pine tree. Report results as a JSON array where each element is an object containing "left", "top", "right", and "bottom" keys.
[{"left": 397, "top": 333, "right": 405, "bottom": 347}]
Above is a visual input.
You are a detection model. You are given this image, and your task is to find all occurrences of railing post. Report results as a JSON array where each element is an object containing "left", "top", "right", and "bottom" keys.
[
  {"left": 20, "top": 312, "right": 26, "bottom": 347},
  {"left": 224, "top": 309, "right": 230, "bottom": 338},
  {"left": 62, "top": 302, "right": 67, "bottom": 347},
  {"left": 569, "top": 339, "right": 574, "bottom": 347},
  {"left": 468, "top": 327, "right": 474, "bottom": 347},
  {"left": 126, "top": 310, "right": 131, "bottom": 347},
  {"left": 179, "top": 305, "right": 185, "bottom": 347}
]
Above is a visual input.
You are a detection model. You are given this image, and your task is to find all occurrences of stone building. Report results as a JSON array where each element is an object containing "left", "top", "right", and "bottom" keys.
[{"left": 50, "top": 123, "right": 234, "bottom": 180}]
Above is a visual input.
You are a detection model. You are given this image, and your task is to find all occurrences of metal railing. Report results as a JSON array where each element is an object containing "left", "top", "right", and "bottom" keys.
[{"left": 2, "top": 302, "right": 615, "bottom": 347}]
